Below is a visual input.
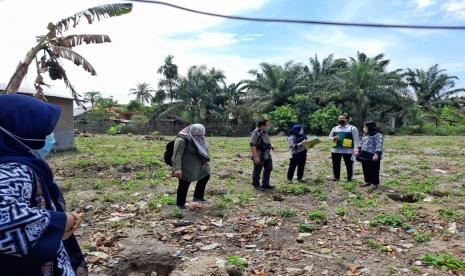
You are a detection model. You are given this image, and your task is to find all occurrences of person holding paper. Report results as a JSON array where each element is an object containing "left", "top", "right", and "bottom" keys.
[
  {"left": 328, "top": 114, "right": 360, "bottom": 182},
  {"left": 287, "top": 125, "right": 308, "bottom": 183}
]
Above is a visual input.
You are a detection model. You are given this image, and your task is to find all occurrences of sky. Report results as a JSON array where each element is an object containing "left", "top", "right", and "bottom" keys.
[{"left": 1, "top": 0, "right": 465, "bottom": 104}]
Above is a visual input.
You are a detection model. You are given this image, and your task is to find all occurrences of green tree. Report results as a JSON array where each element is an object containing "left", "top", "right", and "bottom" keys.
[
  {"left": 127, "top": 99, "right": 144, "bottom": 113},
  {"left": 310, "top": 103, "right": 342, "bottom": 134},
  {"left": 269, "top": 105, "right": 298, "bottom": 133},
  {"left": 83, "top": 91, "right": 102, "bottom": 108},
  {"left": 97, "top": 97, "right": 118, "bottom": 108},
  {"left": 246, "top": 62, "right": 308, "bottom": 111},
  {"left": 405, "top": 65, "right": 465, "bottom": 107},
  {"left": 129, "top": 82, "right": 155, "bottom": 104},
  {"left": 157, "top": 55, "right": 179, "bottom": 103},
  {"left": 328, "top": 52, "right": 407, "bottom": 127},
  {"left": 3, "top": 3, "right": 132, "bottom": 102},
  {"left": 163, "top": 65, "right": 226, "bottom": 122}
]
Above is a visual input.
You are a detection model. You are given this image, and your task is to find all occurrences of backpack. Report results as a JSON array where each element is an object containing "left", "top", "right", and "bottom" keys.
[
  {"left": 164, "top": 136, "right": 188, "bottom": 166},
  {"left": 164, "top": 140, "right": 176, "bottom": 166}
]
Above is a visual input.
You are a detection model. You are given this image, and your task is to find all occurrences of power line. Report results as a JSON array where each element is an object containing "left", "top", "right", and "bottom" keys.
[{"left": 126, "top": 0, "right": 465, "bottom": 30}]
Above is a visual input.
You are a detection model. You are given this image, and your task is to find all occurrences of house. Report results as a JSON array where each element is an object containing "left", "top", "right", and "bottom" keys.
[{"left": 0, "top": 83, "right": 75, "bottom": 151}]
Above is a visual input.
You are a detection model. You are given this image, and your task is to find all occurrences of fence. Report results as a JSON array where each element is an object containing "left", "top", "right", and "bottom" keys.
[{"left": 75, "top": 121, "right": 254, "bottom": 136}]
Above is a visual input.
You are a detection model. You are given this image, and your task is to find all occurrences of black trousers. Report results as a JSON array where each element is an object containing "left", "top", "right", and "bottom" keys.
[
  {"left": 252, "top": 158, "right": 273, "bottom": 187},
  {"left": 331, "top": 153, "right": 353, "bottom": 181},
  {"left": 361, "top": 160, "right": 380, "bottom": 186},
  {"left": 287, "top": 151, "right": 307, "bottom": 181},
  {"left": 176, "top": 174, "right": 210, "bottom": 206}
]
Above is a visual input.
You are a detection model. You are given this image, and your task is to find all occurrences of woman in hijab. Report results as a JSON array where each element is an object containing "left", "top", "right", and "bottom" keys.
[
  {"left": 356, "top": 121, "right": 384, "bottom": 189},
  {"left": 287, "top": 125, "right": 308, "bottom": 183},
  {"left": 172, "top": 124, "right": 210, "bottom": 209},
  {"left": 0, "top": 94, "right": 87, "bottom": 275}
]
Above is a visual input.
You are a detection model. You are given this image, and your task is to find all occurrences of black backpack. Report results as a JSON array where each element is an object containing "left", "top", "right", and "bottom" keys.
[
  {"left": 164, "top": 136, "right": 187, "bottom": 166},
  {"left": 164, "top": 140, "right": 176, "bottom": 166}
]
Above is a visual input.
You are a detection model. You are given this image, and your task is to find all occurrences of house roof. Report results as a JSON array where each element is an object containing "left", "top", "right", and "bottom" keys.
[{"left": 0, "top": 82, "right": 73, "bottom": 100}]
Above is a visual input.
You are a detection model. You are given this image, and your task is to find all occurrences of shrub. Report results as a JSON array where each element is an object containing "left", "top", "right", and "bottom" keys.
[
  {"left": 414, "top": 232, "right": 432, "bottom": 243},
  {"left": 278, "top": 208, "right": 298, "bottom": 218},
  {"left": 127, "top": 100, "right": 144, "bottom": 112},
  {"left": 307, "top": 210, "right": 327, "bottom": 224},
  {"left": 107, "top": 124, "right": 123, "bottom": 135},
  {"left": 269, "top": 105, "right": 298, "bottom": 133},
  {"left": 309, "top": 103, "right": 342, "bottom": 134}
]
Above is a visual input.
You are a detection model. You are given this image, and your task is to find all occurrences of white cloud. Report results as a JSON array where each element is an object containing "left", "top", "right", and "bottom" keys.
[
  {"left": 412, "top": 0, "right": 436, "bottom": 9},
  {"left": 442, "top": 0, "right": 465, "bottom": 19},
  {"left": 303, "top": 29, "right": 394, "bottom": 56}
]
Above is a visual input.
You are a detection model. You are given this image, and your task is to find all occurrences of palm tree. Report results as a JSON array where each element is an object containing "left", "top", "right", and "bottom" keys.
[
  {"left": 129, "top": 83, "right": 155, "bottom": 104},
  {"left": 328, "top": 52, "right": 407, "bottom": 126},
  {"left": 162, "top": 65, "right": 226, "bottom": 122},
  {"left": 3, "top": 3, "right": 132, "bottom": 104},
  {"left": 157, "top": 55, "right": 179, "bottom": 103},
  {"left": 245, "top": 61, "right": 308, "bottom": 111},
  {"left": 308, "top": 54, "right": 347, "bottom": 82},
  {"left": 405, "top": 64, "right": 465, "bottom": 107},
  {"left": 83, "top": 91, "right": 102, "bottom": 108}
]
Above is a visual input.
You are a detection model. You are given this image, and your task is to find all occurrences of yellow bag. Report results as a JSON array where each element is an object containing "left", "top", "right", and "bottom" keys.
[{"left": 342, "top": 138, "right": 353, "bottom": 148}]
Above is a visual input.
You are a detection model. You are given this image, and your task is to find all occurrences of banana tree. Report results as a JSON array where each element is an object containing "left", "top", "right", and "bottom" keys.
[{"left": 3, "top": 3, "right": 132, "bottom": 105}]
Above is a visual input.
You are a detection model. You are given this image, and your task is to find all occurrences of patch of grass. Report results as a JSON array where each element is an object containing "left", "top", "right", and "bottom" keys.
[
  {"left": 266, "top": 219, "right": 278, "bottom": 226},
  {"left": 213, "top": 210, "right": 225, "bottom": 218},
  {"left": 341, "top": 181, "right": 357, "bottom": 192},
  {"left": 414, "top": 232, "right": 433, "bottom": 243},
  {"left": 298, "top": 223, "right": 315, "bottom": 233},
  {"left": 212, "top": 200, "right": 228, "bottom": 210},
  {"left": 421, "top": 252, "right": 465, "bottom": 272},
  {"left": 438, "top": 208, "right": 458, "bottom": 221},
  {"left": 369, "top": 214, "right": 403, "bottom": 227},
  {"left": 103, "top": 193, "right": 122, "bottom": 203},
  {"left": 278, "top": 208, "right": 298, "bottom": 218},
  {"left": 277, "top": 183, "right": 310, "bottom": 195},
  {"left": 158, "top": 195, "right": 176, "bottom": 206},
  {"left": 404, "top": 177, "right": 438, "bottom": 195},
  {"left": 75, "top": 159, "right": 94, "bottom": 168},
  {"left": 226, "top": 255, "right": 248, "bottom": 270},
  {"left": 312, "top": 187, "right": 327, "bottom": 201},
  {"left": 400, "top": 204, "right": 418, "bottom": 221},
  {"left": 237, "top": 191, "right": 253, "bottom": 204},
  {"left": 347, "top": 195, "right": 378, "bottom": 209},
  {"left": 335, "top": 208, "right": 347, "bottom": 216},
  {"left": 173, "top": 208, "right": 183, "bottom": 219},
  {"left": 307, "top": 210, "right": 327, "bottom": 224},
  {"left": 259, "top": 207, "right": 276, "bottom": 217},
  {"left": 367, "top": 239, "right": 389, "bottom": 252},
  {"left": 383, "top": 178, "right": 400, "bottom": 187},
  {"left": 92, "top": 180, "right": 106, "bottom": 190}
]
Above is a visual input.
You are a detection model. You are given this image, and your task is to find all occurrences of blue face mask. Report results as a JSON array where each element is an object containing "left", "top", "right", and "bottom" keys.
[{"left": 31, "top": 133, "right": 56, "bottom": 159}]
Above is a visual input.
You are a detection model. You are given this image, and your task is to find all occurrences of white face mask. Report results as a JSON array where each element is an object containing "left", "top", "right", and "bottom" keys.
[{"left": 0, "top": 126, "right": 55, "bottom": 159}]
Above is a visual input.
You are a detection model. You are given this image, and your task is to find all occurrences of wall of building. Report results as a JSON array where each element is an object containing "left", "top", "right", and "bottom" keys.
[{"left": 48, "top": 97, "right": 75, "bottom": 150}]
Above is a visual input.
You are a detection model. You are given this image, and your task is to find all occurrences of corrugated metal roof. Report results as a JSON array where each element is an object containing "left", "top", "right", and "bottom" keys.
[{"left": 0, "top": 82, "right": 74, "bottom": 100}]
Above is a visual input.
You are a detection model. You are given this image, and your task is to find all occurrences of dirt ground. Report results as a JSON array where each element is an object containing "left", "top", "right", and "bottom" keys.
[{"left": 49, "top": 135, "right": 465, "bottom": 276}]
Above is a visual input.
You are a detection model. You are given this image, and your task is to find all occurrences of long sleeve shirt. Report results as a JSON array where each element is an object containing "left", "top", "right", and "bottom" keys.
[{"left": 328, "top": 124, "right": 360, "bottom": 154}]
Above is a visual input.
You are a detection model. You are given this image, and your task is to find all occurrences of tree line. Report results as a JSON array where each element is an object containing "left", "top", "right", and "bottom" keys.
[{"left": 85, "top": 52, "right": 465, "bottom": 135}]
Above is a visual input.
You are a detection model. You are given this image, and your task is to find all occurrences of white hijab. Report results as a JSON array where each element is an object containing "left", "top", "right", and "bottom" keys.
[{"left": 179, "top": 124, "right": 209, "bottom": 160}]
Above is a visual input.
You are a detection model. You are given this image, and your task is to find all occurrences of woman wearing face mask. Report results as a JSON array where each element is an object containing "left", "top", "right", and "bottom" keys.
[
  {"left": 356, "top": 122, "right": 384, "bottom": 189},
  {"left": 0, "top": 94, "right": 87, "bottom": 275},
  {"left": 172, "top": 124, "right": 210, "bottom": 209},
  {"left": 287, "top": 125, "right": 308, "bottom": 183}
]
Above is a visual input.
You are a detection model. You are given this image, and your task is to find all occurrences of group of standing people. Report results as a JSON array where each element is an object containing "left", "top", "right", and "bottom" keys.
[
  {"left": 249, "top": 114, "right": 385, "bottom": 191},
  {"left": 0, "top": 93, "right": 384, "bottom": 275}
]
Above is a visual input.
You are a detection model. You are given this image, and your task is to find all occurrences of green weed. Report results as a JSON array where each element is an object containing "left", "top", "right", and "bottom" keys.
[
  {"left": 277, "top": 183, "right": 309, "bottom": 195},
  {"left": 226, "top": 255, "right": 248, "bottom": 270},
  {"left": 421, "top": 252, "right": 465, "bottom": 272},
  {"left": 400, "top": 204, "right": 418, "bottom": 221},
  {"left": 367, "top": 239, "right": 389, "bottom": 252},
  {"left": 335, "top": 208, "right": 347, "bottom": 216},
  {"left": 278, "top": 208, "right": 298, "bottom": 218},
  {"left": 298, "top": 223, "right": 315, "bottom": 233},
  {"left": 438, "top": 208, "right": 458, "bottom": 221},
  {"left": 369, "top": 214, "right": 403, "bottom": 227},
  {"left": 414, "top": 232, "right": 433, "bottom": 243},
  {"left": 307, "top": 210, "right": 327, "bottom": 224},
  {"left": 313, "top": 188, "right": 328, "bottom": 201}
]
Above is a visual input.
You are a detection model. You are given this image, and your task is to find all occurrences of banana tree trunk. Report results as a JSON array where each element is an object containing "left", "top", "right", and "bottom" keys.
[{"left": 5, "top": 41, "right": 45, "bottom": 93}]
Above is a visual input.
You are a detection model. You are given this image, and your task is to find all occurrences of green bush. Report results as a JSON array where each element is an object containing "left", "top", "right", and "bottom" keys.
[
  {"left": 107, "top": 124, "right": 123, "bottom": 135},
  {"left": 309, "top": 103, "right": 342, "bottom": 134},
  {"left": 127, "top": 100, "right": 144, "bottom": 112},
  {"left": 227, "top": 256, "right": 248, "bottom": 270},
  {"left": 298, "top": 223, "right": 315, "bottom": 233},
  {"left": 269, "top": 105, "right": 298, "bottom": 133}
]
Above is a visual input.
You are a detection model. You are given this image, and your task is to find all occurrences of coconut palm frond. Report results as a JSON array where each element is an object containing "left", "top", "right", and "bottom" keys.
[{"left": 50, "top": 46, "right": 97, "bottom": 75}]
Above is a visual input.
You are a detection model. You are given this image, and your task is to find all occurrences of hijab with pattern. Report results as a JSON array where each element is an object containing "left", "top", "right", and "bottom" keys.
[{"left": 179, "top": 124, "right": 210, "bottom": 161}]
